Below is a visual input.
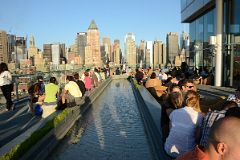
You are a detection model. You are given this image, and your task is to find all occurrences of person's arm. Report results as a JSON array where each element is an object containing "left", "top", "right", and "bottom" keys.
[
  {"left": 61, "top": 89, "right": 68, "bottom": 104},
  {"left": 166, "top": 108, "right": 174, "bottom": 117},
  {"left": 56, "top": 87, "right": 60, "bottom": 99},
  {"left": 195, "top": 114, "right": 204, "bottom": 144},
  {"left": 168, "top": 111, "right": 174, "bottom": 130},
  {"left": 195, "top": 126, "right": 202, "bottom": 144},
  {"left": 7, "top": 71, "right": 12, "bottom": 81},
  {"left": 61, "top": 84, "right": 69, "bottom": 103}
]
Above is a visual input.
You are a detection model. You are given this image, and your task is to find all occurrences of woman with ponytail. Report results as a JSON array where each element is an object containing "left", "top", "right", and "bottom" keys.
[{"left": 164, "top": 90, "right": 203, "bottom": 158}]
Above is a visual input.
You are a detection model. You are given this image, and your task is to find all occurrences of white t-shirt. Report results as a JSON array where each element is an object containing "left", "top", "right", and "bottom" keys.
[
  {"left": 0, "top": 71, "right": 12, "bottom": 86},
  {"left": 64, "top": 81, "right": 82, "bottom": 98},
  {"left": 164, "top": 107, "right": 203, "bottom": 158},
  {"left": 159, "top": 72, "right": 167, "bottom": 81}
]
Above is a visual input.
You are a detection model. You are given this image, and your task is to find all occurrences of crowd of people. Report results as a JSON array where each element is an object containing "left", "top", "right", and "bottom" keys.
[
  {"left": 1, "top": 61, "right": 240, "bottom": 159},
  {"left": 26, "top": 67, "right": 110, "bottom": 118},
  {"left": 132, "top": 65, "right": 240, "bottom": 160}
]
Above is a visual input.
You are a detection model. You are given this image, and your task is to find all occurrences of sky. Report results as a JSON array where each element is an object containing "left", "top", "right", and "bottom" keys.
[{"left": 0, "top": 0, "right": 188, "bottom": 50}]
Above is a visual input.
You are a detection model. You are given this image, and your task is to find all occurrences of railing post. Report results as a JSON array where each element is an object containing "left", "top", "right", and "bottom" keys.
[
  {"left": 15, "top": 76, "right": 19, "bottom": 100},
  {"left": 215, "top": 0, "right": 223, "bottom": 86}
]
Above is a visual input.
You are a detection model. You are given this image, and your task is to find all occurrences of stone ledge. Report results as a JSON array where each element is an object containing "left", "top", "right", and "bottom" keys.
[
  {"left": 131, "top": 80, "right": 171, "bottom": 160},
  {"left": 0, "top": 78, "right": 112, "bottom": 160}
]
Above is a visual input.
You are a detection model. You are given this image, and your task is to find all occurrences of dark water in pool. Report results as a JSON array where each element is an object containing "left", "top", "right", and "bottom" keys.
[{"left": 48, "top": 79, "right": 152, "bottom": 160}]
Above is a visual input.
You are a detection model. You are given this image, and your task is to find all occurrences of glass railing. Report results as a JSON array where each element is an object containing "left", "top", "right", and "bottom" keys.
[
  {"left": 0, "top": 64, "right": 119, "bottom": 105},
  {"left": 0, "top": 68, "right": 87, "bottom": 105}
]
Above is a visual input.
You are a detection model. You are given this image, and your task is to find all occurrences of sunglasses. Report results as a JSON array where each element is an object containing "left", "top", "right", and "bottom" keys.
[{"left": 186, "top": 86, "right": 194, "bottom": 89}]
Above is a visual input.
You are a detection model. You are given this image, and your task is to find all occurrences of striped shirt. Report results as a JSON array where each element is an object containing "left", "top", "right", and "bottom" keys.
[{"left": 200, "top": 110, "right": 226, "bottom": 147}]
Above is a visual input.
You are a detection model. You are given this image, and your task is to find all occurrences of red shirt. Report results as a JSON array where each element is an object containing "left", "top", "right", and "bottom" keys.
[{"left": 176, "top": 145, "right": 209, "bottom": 160}]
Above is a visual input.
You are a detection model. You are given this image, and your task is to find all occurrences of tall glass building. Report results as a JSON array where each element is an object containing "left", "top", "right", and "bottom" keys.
[{"left": 181, "top": 0, "right": 240, "bottom": 87}]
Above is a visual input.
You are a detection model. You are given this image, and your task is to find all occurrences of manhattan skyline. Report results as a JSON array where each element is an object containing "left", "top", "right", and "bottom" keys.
[{"left": 0, "top": 0, "right": 187, "bottom": 49}]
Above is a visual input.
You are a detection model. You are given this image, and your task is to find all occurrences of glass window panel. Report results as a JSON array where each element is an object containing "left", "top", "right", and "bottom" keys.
[
  {"left": 186, "top": 0, "right": 194, "bottom": 6},
  {"left": 190, "top": 21, "right": 196, "bottom": 42},
  {"left": 181, "top": 0, "right": 187, "bottom": 10},
  {"left": 196, "top": 17, "right": 204, "bottom": 41},
  {"left": 204, "top": 9, "right": 215, "bottom": 42}
]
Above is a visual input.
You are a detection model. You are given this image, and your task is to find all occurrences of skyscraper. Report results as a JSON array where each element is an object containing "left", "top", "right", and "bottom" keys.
[
  {"left": 76, "top": 32, "right": 87, "bottom": 65},
  {"left": 7, "top": 34, "right": 16, "bottom": 63},
  {"left": 102, "top": 37, "right": 111, "bottom": 64},
  {"left": 145, "top": 49, "right": 150, "bottom": 68},
  {"left": 113, "top": 39, "right": 121, "bottom": 65},
  {"left": 125, "top": 33, "right": 136, "bottom": 67},
  {"left": 153, "top": 40, "right": 164, "bottom": 69},
  {"left": 85, "top": 20, "right": 101, "bottom": 67},
  {"left": 15, "top": 36, "right": 27, "bottom": 68},
  {"left": 0, "top": 30, "right": 8, "bottom": 64},
  {"left": 146, "top": 41, "right": 153, "bottom": 68},
  {"left": 162, "top": 43, "right": 167, "bottom": 67},
  {"left": 138, "top": 40, "right": 145, "bottom": 68},
  {"left": 43, "top": 44, "right": 52, "bottom": 63},
  {"left": 51, "top": 44, "right": 61, "bottom": 70},
  {"left": 28, "top": 35, "right": 38, "bottom": 58},
  {"left": 166, "top": 32, "right": 179, "bottom": 66}
]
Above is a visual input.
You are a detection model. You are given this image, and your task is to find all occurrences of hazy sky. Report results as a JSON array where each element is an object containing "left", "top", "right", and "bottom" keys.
[{"left": 0, "top": 0, "right": 188, "bottom": 49}]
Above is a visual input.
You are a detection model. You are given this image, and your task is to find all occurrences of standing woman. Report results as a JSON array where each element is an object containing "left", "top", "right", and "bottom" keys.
[{"left": 0, "top": 63, "right": 14, "bottom": 111}]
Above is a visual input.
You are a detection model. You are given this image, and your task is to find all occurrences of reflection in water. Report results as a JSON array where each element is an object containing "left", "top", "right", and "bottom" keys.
[
  {"left": 115, "top": 82, "right": 120, "bottom": 87},
  {"left": 49, "top": 79, "right": 152, "bottom": 160}
]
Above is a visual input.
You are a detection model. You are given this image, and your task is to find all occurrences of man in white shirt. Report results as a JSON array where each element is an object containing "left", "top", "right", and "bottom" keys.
[{"left": 62, "top": 75, "right": 82, "bottom": 107}]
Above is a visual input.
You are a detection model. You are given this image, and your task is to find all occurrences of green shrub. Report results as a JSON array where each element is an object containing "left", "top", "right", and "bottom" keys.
[
  {"left": 133, "top": 79, "right": 141, "bottom": 89},
  {"left": 0, "top": 109, "right": 71, "bottom": 160}
]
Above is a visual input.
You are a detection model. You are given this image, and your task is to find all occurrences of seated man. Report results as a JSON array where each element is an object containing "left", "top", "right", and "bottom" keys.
[
  {"left": 135, "top": 68, "right": 144, "bottom": 84},
  {"left": 145, "top": 72, "right": 167, "bottom": 97},
  {"left": 62, "top": 75, "right": 82, "bottom": 107}
]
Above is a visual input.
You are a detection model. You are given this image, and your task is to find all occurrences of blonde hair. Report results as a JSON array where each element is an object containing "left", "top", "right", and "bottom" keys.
[{"left": 185, "top": 90, "right": 201, "bottom": 112}]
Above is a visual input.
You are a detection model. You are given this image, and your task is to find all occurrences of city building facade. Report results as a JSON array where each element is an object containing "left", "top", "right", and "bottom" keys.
[
  {"left": 28, "top": 35, "right": 38, "bottom": 61},
  {"left": 162, "top": 43, "right": 167, "bottom": 68},
  {"left": 181, "top": 0, "right": 240, "bottom": 87},
  {"left": 51, "top": 44, "right": 61, "bottom": 70},
  {"left": 7, "top": 34, "right": 16, "bottom": 63},
  {"left": 153, "top": 40, "right": 166, "bottom": 69},
  {"left": 101, "top": 37, "right": 111, "bottom": 64},
  {"left": 0, "top": 30, "right": 8, "bottom": 63},
  {"left": 125, "top": 33, "right": 136, "bottom": 67},
  {"left": 34, "top": 52, "right": 46, "bottom": 71},
  {"left": 85, "top": 20, "right": 101, "bottom": 67},
  {"left": 43, "top": 44, "right": 52, "bottom": 64},
  {"left": 75, "top": 32, "right": 87, "bottom": 65},
  {"left": 138, "top": 40, "right": 145, "bottom": 68},
  {"left": 166, "top": 32, "right": 179, "bottom": 66},
  {"left": 146, "top": 41, "right": 153, "bottom": 68},
  {"left": 113, "top": 39, "right": 121, "bottom": 66},
  {"left": 15, "top": 37, "right": 27, "bottom": 69}
]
